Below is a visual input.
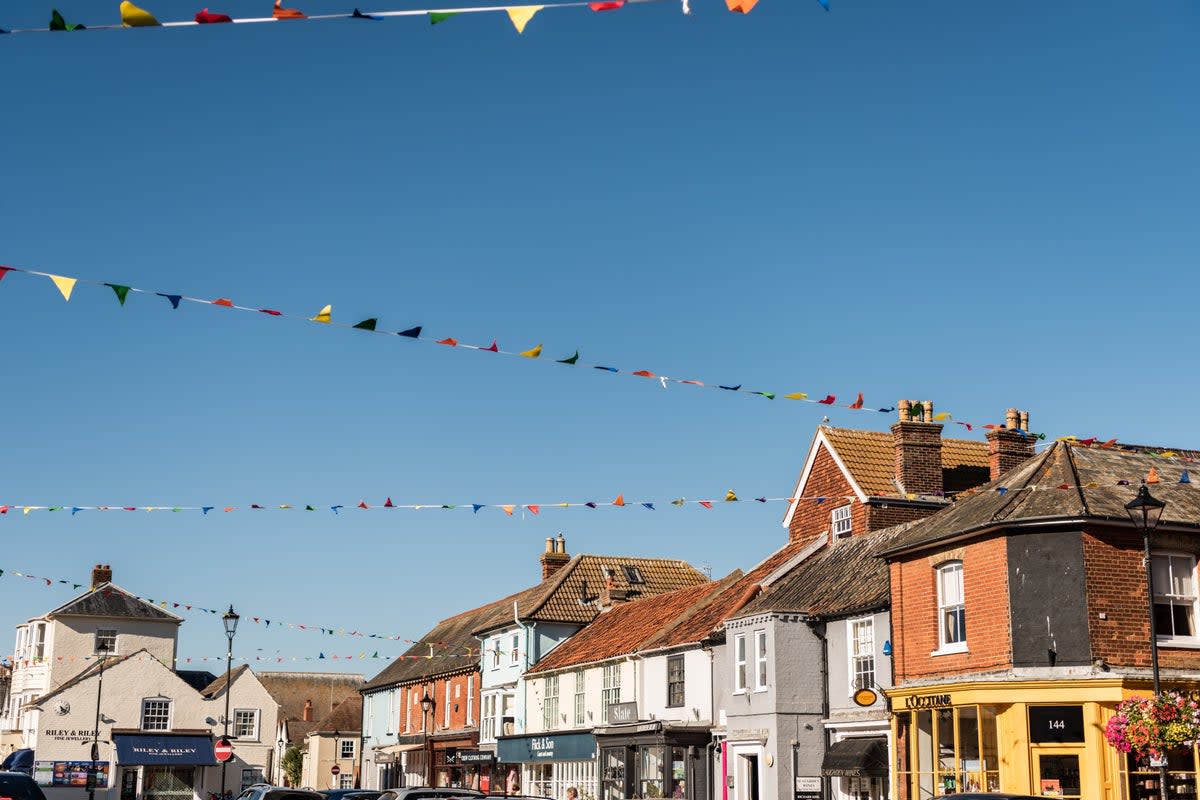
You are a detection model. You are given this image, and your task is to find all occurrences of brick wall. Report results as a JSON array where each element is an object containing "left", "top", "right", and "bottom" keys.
[
  {"left": 866, "top": 502, "right": 940, "bottom": 532},
  {"left": 892, "top": 421, "right": 944, "bottom": 496},
  {"left": 890, "top": 535, "right": 1012, "bottom": 683},
  {"left": 397, "top": 672, "right": 480, "bottom": 734},
  {"left": 787, "top": 443, "right": 865, "bottom": 544}
]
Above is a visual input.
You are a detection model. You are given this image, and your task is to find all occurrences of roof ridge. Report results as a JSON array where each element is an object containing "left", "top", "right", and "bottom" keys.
[
  {"left": 638, "top": 572, "right": 744, "bottom": 651},
  {"left": 519, "top": 554, "right": 583, "bottom": 618}
]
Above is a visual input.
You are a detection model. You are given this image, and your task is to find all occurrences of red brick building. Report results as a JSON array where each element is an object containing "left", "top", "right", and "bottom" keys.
[{"left": 880, "top": 440, "right": 1200, "bottom": 800}]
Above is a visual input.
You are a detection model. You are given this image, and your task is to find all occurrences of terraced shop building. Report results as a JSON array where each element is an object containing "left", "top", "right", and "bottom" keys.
[{"left": 880, "top": 440, "right": 1200, "bottom": 800}]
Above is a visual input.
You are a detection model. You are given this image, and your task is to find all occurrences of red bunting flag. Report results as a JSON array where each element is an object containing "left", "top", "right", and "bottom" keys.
[
  {"left": 259, "top": 308, "right": 282, "bottom": 316},
  {"left": 632, "top": 370, "right": 655, "bottom": 378},
  {"left": 0, "top": 267, "right": 10, "bottom": 282},
  {"left": 527, "top": 505, "right": 540, "bottom": 515},
  {"left": 818, "top": 395, "right": 836, "bottom": 405},
  {"left": 358, "top": 501, "right": 369, "bottom": 509},
  {"left": 849, "top": 392, "right": 864, "bottom": 409},
  {"left": 1100, "top": 439, "right": 1118, "bottom": 448},
  {"left": 437, "top": 337, "right": 458, "bottom": 346},
  {"left": 195, "top": 8, "right": 233, "bottom": 22},
  {"left": 613, "top": 494, "right": 625, "bottom": 507},
  {"left": 484, "top": 339, "right": 499, "bottom": 353},
  {"left": 699, "top": 500, "right": 713, "bottom": 509},
  {"left": 384, "top": 497, "right": 395, "bottom": 508},
  {"left": 212, "top": 298, "right": 234, "bottom": 307},
  {"left": 273, "top": 0, "right": 307, "bottom": 17},
  {"left": 589, "top": 0, "right": 624, "bottom": 8}
]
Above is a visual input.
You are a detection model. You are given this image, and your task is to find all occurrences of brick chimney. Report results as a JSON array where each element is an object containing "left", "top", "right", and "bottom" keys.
[
  {"left": 540, "top": 534, "right": 570, "bottom": 580},
  {"left": 91, "top": 564, "right": 112, "bottom": 589},
  {"left": 986, "top": 407, "right": 1036, "bottom": 480},
  {"left": 303, "top": 699, "right": 313, "bottom": 722},
  {"left": 892, "top": 400, "right": 943, "bottom": 496}
]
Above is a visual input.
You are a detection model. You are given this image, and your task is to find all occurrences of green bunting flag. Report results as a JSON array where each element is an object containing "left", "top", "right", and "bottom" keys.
[
  {"left": 353, "top": 318, "right": 378, "bottom": 331},
  {"left": 106, "top": 284, "right": 131, "bottom": 305},
  {"left": 50, "top": 9, "right": 86, "bottom": 30},
  {"left": 429, "top": 11, "right": 457, "bottom": 23},
  {"left": 557, "top": 351, "right": 580, "bottom": 365}
]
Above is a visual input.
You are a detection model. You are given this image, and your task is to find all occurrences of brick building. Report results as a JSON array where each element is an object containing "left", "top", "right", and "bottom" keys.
[{"left": 880, "top": 440, "right": 1200, "bottom": 800}]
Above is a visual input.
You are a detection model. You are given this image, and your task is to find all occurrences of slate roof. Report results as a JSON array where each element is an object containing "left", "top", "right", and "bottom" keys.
[
  {"left": 45, "top": 582, "right": 182, "bottom": 623},
  {"left": 879, "top": 441, "right": 1200, "bottom": 557},
  {"left": 362, "top": 554, "right": 705, "bottom": 691},
  {"left": 307, "top": 695, "right": 363, "bottom": 735},
  {"left": 737, "top": 521, "right": 923, "bottom": 619},
  {"left": 177, "top": 669, "right": 220, "bottom": 692},
  {"left": 821, "top": 427, "right": 990, "bottom": 497}
]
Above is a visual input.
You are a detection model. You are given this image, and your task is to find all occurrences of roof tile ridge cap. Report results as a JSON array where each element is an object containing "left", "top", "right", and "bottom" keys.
[
  {"left": 523, "top": 554, "right": 584, "bottom": 619},
  {"left": 639, "top": 573, "right": 746, "bottom": 650},
  {"left": 1061, "top": 440, "right": 1090, "bottom": 517}
]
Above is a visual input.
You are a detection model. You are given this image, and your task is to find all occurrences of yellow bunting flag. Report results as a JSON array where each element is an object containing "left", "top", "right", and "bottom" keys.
[
  {"left": 933, "top": 412, "right": 952, "bottom": 421},
  {"left": 783, "top": 392, "right": 808, "bottom": 400},
  {"left": 520, "top": 344, "right": 543, "bottom": 359},
  {"left": 725, "top": 490, "right": 738, "bottom": 502},
  {"left": 49, "top": 275, "right": 78, "bottom": 301},
  {"left": 502, "top": 505, "right": 515, "bottom": 516},
  {"left": 310, "top": 304, "right": 332, "bottom": 323},
  {"left": 506, "top": 5, "right": 542, "bottom": 33},
  {"left": 120, "top": 0, "right": 161, "bottom": 26}
]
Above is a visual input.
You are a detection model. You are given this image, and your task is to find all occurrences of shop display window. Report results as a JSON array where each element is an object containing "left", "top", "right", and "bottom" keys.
[
  {"left": 602, "top": 747, "right": 628, "bottom": 800},
  {"left": 1126, "top": 748, "right": 1199, "bottom": 800},
  {"left": 639, "top": 747, "right": 665, "bottom": 798},
  {"left": 893, "top": 705, "right": 1000, "bottom": 798}
]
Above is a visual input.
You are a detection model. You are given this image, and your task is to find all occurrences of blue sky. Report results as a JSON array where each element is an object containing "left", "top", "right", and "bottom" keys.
[{"left": 0, "top": 0, "right": 1196, "bottom": 674}]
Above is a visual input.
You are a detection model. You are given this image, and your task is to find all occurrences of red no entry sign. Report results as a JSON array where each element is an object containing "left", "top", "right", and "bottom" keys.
[
  {"left": 215, "top": 738, "right": 234, "bottom": 763},
  {"left": 331, "top": 765, "right": 341, "bottom": 776}
]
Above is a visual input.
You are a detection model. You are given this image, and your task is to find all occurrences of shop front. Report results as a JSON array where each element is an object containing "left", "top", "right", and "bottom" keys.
[
  {"left": 593, "top": 718, "right": 710, "bottom": 800},
  {"left": 430, "top": 738, "right": 485, "bottom": 790},
  {"left": 498, "top": 731, "right": 597, "bottom": 800},
  {"left": 887, "top": 679, "right": 1200, "bottom": 800},
  {"left": 111, "top": 732, "right": 215, "bottom": 800}
]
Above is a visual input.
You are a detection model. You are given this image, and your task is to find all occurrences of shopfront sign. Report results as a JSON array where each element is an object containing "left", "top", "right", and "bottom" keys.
[
  {"left": 1028, "top": 705, "right": 1085, "bottom": 744},
  {"left": 902, "top": 693, "right": 952, "bottom": 709},
  {"left": 113, "top": 734, "right": 216, "bottom": 765},
  {"left": 607, "top": 702, "right": 638, "bottom": 725},
  {"left": 794, "top": 776, "right": 820, "bottom": 800},
  {"left": 497, "top": 733, "right": 597, "bottom": 763},
  {"left": 455, "top": 750, "right": 496, "bottom": 765}
]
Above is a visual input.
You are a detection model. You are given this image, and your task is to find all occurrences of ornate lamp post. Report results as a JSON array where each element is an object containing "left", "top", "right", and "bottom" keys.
[
  {"left": 420, "top": 690, "right": 434, "bottom": 787},
  {"left": 1126, "top": 483, "right": 1168, "bottom": 800},
  {"left": 88, "top": 640, "right": 110, "bottom": 800},
  {"left": 220, "top": 606, "right": 240, "bottom": 799}
]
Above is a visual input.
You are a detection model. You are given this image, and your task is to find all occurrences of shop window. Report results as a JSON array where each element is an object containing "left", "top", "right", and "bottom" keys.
[
  {"left": 639, "top": 746, "right": 666, "bottom": 799},
  {"left": 849, "top": 618, "right": 874, "bottom": 692},
  {"left": 602, "top": 664, "right": 621, "bottom": 720},
  {"left": 543, "top": 675, "right": 560, "bottom": 731},
  {"left": 602, "top": 746, "right": 628, "bottom": 800},
  {"left": 1126, "top": 747, "right": 1198, "bottom": 800},
  {"left": 1153, "top": 553, "right": 1199, "bottom": 639},
  {"left": 734, "top": 634, "right": 747, "bottom": 693},
  {"left": 893, "top": 704, "right": 999, "bottom": 797},
  {"left": 936, "top": 561, "right": 966, "bottom": 652},
  {"left": 667, "top": 656, "right": 685, "bottom": 708}
]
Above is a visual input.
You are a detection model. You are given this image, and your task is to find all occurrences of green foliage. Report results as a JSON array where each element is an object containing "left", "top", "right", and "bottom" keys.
[{"left": 281, "top": 745, "right": 304, "bottom": 787}]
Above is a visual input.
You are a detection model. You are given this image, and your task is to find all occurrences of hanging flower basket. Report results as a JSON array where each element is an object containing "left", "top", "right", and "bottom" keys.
[{"left": 1105, "top": 691, "right": 1200, "bottom": 759}]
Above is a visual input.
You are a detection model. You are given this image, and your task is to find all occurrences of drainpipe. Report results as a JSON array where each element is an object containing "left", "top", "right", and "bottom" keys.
[{"left": 804, "top": 619, "right": 830, "bottom": 800}]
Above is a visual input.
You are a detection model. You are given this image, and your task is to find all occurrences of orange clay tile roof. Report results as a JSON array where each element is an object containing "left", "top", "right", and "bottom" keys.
[{"left": 822, "top": 427, "right": 989, "bottom": 497}]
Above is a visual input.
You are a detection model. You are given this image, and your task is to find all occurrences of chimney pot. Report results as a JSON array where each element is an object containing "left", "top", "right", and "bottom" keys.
[
  {"left": 556, "top": 534, "right": 565, "bottom": 554},
  {"left": 90, "top": 564, "right": 113, "bottom": 589},
  {"left": 891, "top": 399, "right": 944, "bottom": 496},
  {"left": 987, "top": 408, "right": 1036, "bottom": 480},
  {"left": 897, "top": 400, "right": 910, "bottom": 421},
  {"left": 923, "top": 401, "right": 934, "bottom": 423},
  {"left": 539, "top": 535, "right": 570, "bottom": 580},
  {"left": 1020, "top": 410, "right": 1030, "bottom": 432},
  {"left": 545, "top": 537, "right": 554, "bottom": 554},
  {"left": 1005, "top": 408, "right": 1019, "bottom": 430}
]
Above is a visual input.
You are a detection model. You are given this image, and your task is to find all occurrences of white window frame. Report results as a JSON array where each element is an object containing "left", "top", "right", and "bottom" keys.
[
  {"left": 848, "top": 617, "right": 875, "bottom": 695},
  {"left": 31, "top": 623, "right": 46, "bottom": 661},
  {"left": 95, "top": 629, "right": 118, "bottom": 656},
  {"left": 832, "top": 504, "right": 852, "bottom": 538},
  {"left": 444, "top": 681, "right": 451, "bottom": 728},
  {"left": 233, "top": 708, "right": 259, "bottom": 740},
  {"left": 754, "top": 630, "right": 768, "bottom": 691},
  {"left": 934, "top": 561, "right": 968, "bottom": 654},
  {"left": 573, "top": 670, "right": 585, "bottom": 727},
  {"left": 466, "top": 676, "right": 475, "bottom": 725},
  {"left": 734, "top": 633, "right": 747, "bottom": 693},
  {"left": 338, "top": 774, "right": 355, "bottom": 789},
  {"left": 543, "top": 675, "right": 559, "bottom": 731},
  {"left": 491, "top": 639, "right": 501, "bottom": 670},
  {"left": 1153, "top": 552, "right": 1200, "bottom": 642},
  {"left": 480, "top": 693, "right": 498, "bottom": 743},
  {"left": 510, "top": 634, "right": 520, "bottom": 666},
  {"left": 340, "top": 738, "right": 356, "bottom": 759},
  {"left": 140, "top": 698, "right": 172, "bottom": 731},
  {"left": 601, "top": 663, "right": 621, "bottom": 720}
]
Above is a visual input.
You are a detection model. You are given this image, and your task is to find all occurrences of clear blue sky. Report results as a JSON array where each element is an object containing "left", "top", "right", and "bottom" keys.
[{"left": 0, "top": 0, "right": 1196, "bottom": 674}]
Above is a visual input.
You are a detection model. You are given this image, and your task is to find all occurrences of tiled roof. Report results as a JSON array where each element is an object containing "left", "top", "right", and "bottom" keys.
[
  {"left": 880, "top": 442, "right": 1200, "bottom": 557},
  {"left": 737, "top": 521, "right": 923, "bottom": 619},
  {"left": 822, "top": 428, "right": 989, "bottom": 497},
  {"left": 238, "top": 671, "right": 366, "bottom": 743},
  {"left": 362, "top": 554, "right": 706, "bottom": 691},
  {"left": 308, "top": 695, "right": 363, "bottom": 735},
  {"left": 46, "top": 582, "right": 182, "bottom": 623}
]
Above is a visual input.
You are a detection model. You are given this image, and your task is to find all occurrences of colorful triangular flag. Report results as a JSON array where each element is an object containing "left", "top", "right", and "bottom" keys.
[
  {"left": 506, "top": 5, "right": 542, "bottom": 33},
  {"left": 310, "top": 304, "right": 332, "bottom": 323},
  {"left": 353, "top": 318, "right": 378, "bottom": 331},
  {"left": 121, "top": 1, "right": 161, "bottom": 26},
  {"left": 521, "top": 344, "right": 543, "bottom": 359},
  {"left": 49, "top": 275, "right": 77, "bottom": 301},
  {"left": 106, "top": 284, "right": 131, "bottom": 305},
  {"left": 557, "top": 351, "right": 580, "bottom": 364}
]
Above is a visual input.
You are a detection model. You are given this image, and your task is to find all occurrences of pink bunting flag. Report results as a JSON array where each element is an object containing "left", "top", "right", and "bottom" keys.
[
  {"left": 589, "top": 0, "right": 623, "bottom": 9},
  {"left": 259, "top": 308, "right": 282, "bottom": 316},
  {"left": 699, "top": 500, "right": 713, "bottom": 509},
  {"left": 0, "top": 267, "right": 10, "bottom": 282}
]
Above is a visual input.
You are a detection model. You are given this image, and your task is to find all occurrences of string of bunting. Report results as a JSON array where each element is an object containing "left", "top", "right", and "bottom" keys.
[
  {"left": 3, "top": 650, "right": 486, "bottom": 668},
  {"left": 0, "top": 265, "right": 1039, "bottom": 434},
  {"left": 0, "top": 490, "right": 858, "bottom": 517},
  {"left": 0, "top": 0, "right": 829, "bottom": 36}
]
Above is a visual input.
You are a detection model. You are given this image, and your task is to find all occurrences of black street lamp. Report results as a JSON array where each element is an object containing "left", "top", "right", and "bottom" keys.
[
  {"left": 88, "top": 641, "right": 110, "bottom": 800},
  {"left": 220, "top": 606, "right": 240, "bottom": 799},
  {"left": 420, "top": 690, "right": 434, "bottom": 787},
  {"left": 1126, "top": 483, "right": 1168, "bottom": 800}
]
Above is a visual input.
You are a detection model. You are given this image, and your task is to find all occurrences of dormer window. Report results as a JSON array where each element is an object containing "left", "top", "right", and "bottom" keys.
[{"left": 621, "top": 565, "right": 645, "bottom": 584}]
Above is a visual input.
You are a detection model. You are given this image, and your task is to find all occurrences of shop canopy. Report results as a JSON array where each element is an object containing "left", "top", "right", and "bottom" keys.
[
  {"left": 820, "top": 737, "right": 888, "bottom": 778},
  {"left": 113, "top": 734, "right": 215, "bottom": 766}
]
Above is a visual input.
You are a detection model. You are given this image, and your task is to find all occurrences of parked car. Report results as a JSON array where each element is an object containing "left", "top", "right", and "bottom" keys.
[
  {"left": 0, "top": 771, "right": 49, "bottom": 800},
  {"left": 378, "top": 788, "right": 484, "bottom": 800},
  {"left": 944, "top": 795, "right": 1045, "bottom": 799},
  {"left": 235, "top": 786, "right": 326, "bottom": 800},
  {"left": 0, "top": 749, "right": 35, "bottom": 776},
  {"left": 321, "top": 792, "right": 384, "bottom": 800}
]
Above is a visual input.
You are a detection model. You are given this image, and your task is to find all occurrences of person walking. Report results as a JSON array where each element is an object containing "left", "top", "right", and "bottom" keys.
[{"left": 566, "top": 787, "right": 579, "bottom": 800}]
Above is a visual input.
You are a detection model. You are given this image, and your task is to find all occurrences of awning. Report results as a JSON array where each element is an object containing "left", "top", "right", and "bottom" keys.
[
  {"left": 114, "top": 734, "right": 215, "bottom": 766},
  {"left": 820, "top": 737, "right": 887, "bottom": 778},
  {"left": 377, "top": 743, "right": 424, "bottom": 754}
]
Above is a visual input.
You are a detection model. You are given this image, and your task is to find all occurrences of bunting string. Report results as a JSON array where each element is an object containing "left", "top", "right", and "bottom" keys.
[
  {"left": 0, "top": 265, "right": 1035, "bottom": 433},
  {"left": 1, "top": 650, "right": 489, "bottom": 668},
  {"left": 0, "top": 0, "right": 827, "bottom": 37}
]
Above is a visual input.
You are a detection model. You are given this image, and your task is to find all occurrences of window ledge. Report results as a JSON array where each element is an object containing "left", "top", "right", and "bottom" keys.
[
  {"left": 930, "top": 644, "right": 968, "bottom": 657},
  {"left": 1158, "top": 637, "right": 1200, "bottom": 650}
]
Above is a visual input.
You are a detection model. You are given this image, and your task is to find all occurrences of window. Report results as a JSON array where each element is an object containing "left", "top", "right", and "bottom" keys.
[
  {"left": 832, "top": 504, "right": 852, "bottom": 538},
  {"left": 734, "top": 634, "right": 747, "bottom": 692},
  {"left": 601, "top": 664, "right": 621, "bottom": 720},
  {"left": 754, "top": 630, "right": 768, "bottom": 690},
  {"left": 466, "top": 676, "right": 475, "bottom": 725},
  {"left": 481, "top": 694, "right": 497, "bottom": 741},
  {"left": 233, "top": 709, "right": 259, "bottom": 740},
  {"left": 31, "top": 624, "right": 46, "bottom": 661},
  {"left": 241, "top": 769, "right": 264, "bottom": 790},
  {"left": 574, "top": 670, "right": 585, "bottom": 726},
  {"left": 1153, "top": 554, "right": 1198, "bottom": 638},
  {"left": 937, "top": 561, "right": 966, "bottom": 651},
  {"left": 141, "top": 699, "right": 171, "bottom": 731},
  {"left": 849, "top": 618, "right": 875, "bottom": 692},
  {"left": 444, "top": 681, "right": 451, "bottom": 728},
  {"left": 667, "top": 656, "right": 685, "bottom": 707},
  {"left": 510, "top": 634, "right": 520, "bottom": 666},
  {"left": 501, "top": 692, "right": 515, "bottom": 736},
  {"left": 339, "top": 775, "right": 354, "bottom": 789},
  {"left": 491, "top": 640, "right": 501, "bottom": 669},
  {"left": 95, "top": 629, "right": 118, "bottom": 655},
  {"left": 340, "top": 739, "right": 355, "bottom": 759},
  {"left": 621, "top": 565, "right": 645, "bottom": 584},
  {"left": 543, "top": 675, "right": 559, "bottom": 731}
]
